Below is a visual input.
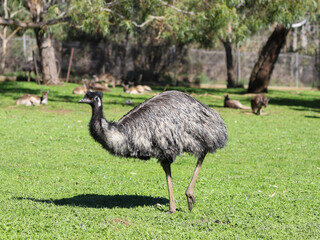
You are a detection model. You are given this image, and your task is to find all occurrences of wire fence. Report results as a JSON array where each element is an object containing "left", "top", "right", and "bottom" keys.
[
  {"left": 1, "top": 36, "right": 319, "bottom": 87},
  {"left": 188, "top": 49, "right": 319, "bottom": 87}
]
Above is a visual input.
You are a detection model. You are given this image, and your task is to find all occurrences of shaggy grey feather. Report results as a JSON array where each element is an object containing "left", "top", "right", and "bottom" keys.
[{"left": 79, "top": 90, "right": 227, "bottom": 164}]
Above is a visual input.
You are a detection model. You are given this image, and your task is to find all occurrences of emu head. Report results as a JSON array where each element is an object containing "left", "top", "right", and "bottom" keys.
[{"left": 78, "top": 91, "right": 103, "bottom": 107}]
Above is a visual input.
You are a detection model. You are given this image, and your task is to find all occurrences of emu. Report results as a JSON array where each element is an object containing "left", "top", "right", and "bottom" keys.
[{"left": 78, "top": 91, "right": 228, "bottom": 213}]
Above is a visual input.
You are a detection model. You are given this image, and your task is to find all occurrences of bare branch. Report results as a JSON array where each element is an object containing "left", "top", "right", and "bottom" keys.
[
  {"left": 6, "top": 27, "right": 21, "bottom": 41},
  {"left": 103, "top": 8, "right": 165, "bottom": 28},
  {"left": 106, "top": 1, "right": 119, "bottom": 7},
  {"left": 4, "top": 0, "right": 9, "bottom": 18},
  {"left": 132, "top": 16, "right": 165, "bottom": 28},
  {"left": 10, "top": 8, "right": 25, "bottom": 18},
  {"left": 158, "top": 0, "right": 195, "bottom": 16},
  {"left": 0, "top": 16, "right": 71, "bottom": 28},
  {"left": 104, "top": 8, "right": 124, "bottom": 19},
  {"left": 291, "top": 19, "right": 307, "bottom": 28}
]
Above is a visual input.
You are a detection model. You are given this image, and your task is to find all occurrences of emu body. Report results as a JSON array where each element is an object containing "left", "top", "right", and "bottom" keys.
[{"left": 79, "top": 91, "right": 228, "bottom": 213}]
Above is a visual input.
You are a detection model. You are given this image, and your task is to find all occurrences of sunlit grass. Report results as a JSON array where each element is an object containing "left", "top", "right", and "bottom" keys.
[{"left": 0, "top": 81, "right": 319, "bottom": 239}]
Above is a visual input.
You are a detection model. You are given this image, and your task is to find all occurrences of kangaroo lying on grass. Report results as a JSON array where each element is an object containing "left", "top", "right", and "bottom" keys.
[
  {"left": 16, "top": 89, "right": 49, "bottom": 106},
  {"left": 93, "top": 73, "right": 116, "bottom": 89},
  {"left": 122, "top": 82, "right": 152, "bottom": 94},
  {"left": 224, "top": 95, "right": 250, "bottom": 110}
]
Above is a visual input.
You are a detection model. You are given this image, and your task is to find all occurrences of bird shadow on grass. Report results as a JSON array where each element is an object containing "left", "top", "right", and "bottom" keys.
[{"left": 15, "top": 194, "right": 169, "bottom": 209}]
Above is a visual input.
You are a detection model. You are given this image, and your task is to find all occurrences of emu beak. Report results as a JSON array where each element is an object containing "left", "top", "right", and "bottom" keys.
[{"left": 78, "top": 97, "right": 90, "bottom": 103}]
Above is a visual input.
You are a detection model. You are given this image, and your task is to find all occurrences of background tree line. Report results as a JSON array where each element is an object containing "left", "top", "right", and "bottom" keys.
[{"left": 0, "top": 0, "right": 319, "bottom": 92}]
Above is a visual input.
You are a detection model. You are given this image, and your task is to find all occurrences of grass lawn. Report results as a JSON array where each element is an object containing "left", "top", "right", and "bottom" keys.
[{"left": 0, "top": 81, "right": 319, "bottom": 239}]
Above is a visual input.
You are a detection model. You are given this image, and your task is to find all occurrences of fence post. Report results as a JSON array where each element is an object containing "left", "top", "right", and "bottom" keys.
[
  {"left": 172, "top": 45, "right": 176, "bottom": 85},
  {"left": 295, "top": 52, "right": 299, "bottom": 88},
  {"left": 23, "top": 34, "right": 26, "bottom": 58},
  {"left": 66, "top": 47, "right": 74, "bottom": 83},
  {"left": 237, "top": 43, "right": 241, "bottom": 85}
]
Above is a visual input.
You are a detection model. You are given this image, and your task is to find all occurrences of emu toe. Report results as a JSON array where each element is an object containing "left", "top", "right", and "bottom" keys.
[
  {"left": 186, "top": 194, "right": 196, "bottom": 211},
  {"left": 167, "top": 209, "right": 176, "bottom": 214}
]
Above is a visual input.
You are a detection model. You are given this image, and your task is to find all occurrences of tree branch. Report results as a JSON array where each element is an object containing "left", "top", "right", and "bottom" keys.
[
  {"left": 157, "top": 0, "right": 195, "bottom": 16},
  {"left": 132, "top": 16, "right": 165, "bottom": 28},
  {"left": 291, "top": 19, "right": 307, "bottom": 28},
  {"left": 0, "top": 16, "right": 71, "bottom": 28},
  {"left": 104, "top": 8, "right": 164, "bottom": 28},
  {"left": 106, "top": 1, "right": 119, "bottom": 7},
  {"left": 10, "top": 8, "right": 25, "bottom": 18},
  {"left": 7, "top": 27, "right": 21, "bottom": 41}
]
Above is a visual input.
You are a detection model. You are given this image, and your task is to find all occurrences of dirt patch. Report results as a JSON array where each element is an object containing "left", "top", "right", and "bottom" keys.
[
  {"left": 108, "top": 218, "right": 133, "bottom": 227},
  {"left": 42, "top": 108, "right": 73, "bottom": 115}
]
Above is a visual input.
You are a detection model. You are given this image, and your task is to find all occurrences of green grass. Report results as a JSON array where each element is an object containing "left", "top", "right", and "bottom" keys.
[{"left": 0, "top": 81, "right": 320, "bottom": 239}]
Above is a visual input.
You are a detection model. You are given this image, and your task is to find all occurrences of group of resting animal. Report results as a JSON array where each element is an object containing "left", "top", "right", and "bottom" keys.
[
  {"left": 72, "top": 73, "right": 153, "bottom": 95},
  {"left": 224, "top": 94, "right": 269, "bottom": 115}
]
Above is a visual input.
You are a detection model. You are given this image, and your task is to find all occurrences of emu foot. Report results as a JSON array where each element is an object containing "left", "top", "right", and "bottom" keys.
[
  {"left": 167, "top": 209, "right": 176, "bottom": 214},
  {"left": 186, "top": 194, "right": 196, "bottom": 212}
]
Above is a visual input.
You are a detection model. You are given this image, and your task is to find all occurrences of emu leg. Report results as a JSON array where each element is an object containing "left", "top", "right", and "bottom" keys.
[
  {"left": 161, "top": 162, "right": 176, "bottom": 213},
  {"left": 185, "top": 154, "right": 206, "bottom": 211}
]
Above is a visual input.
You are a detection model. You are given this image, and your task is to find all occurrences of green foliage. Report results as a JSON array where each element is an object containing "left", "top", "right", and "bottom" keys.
[
  {"left": 69, "top": 0, "right": 112, "bottom": 36},
  {"left": 0, "top": 81, "right": 320, "bottom": 238},
  {"left": 194, "top": 73, "right": 210, "bottom": 84},
  {"left": 159, "top": 0, "right": 320, "bottom": 46}
]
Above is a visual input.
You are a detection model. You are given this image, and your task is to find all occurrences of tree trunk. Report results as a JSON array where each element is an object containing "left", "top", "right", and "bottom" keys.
[
  {"left": 248, "top": 25, "right": 290, "bottom": 93},
  {"left": 35, "top": 29, "right": 59, "bottom": 85},
  {"left": 300, "top": 24, "right": 308, "bottom": 50},
  {"left": 0, "top": 37, "right": 7, "bottom": 73},
  {"left": 27, "top": 0, "right": 60, "bottom": 85},
  {"left": 221, "top": 38, "right": 237, "bottom": 88}
]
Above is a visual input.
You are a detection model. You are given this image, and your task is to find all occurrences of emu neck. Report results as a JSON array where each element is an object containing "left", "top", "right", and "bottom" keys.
[
  {"left": 89, "top": 104, "right": 107, "bottom": 145},
  {"left": 91, "top": 104, "right": 105, "bottom": 123},
  {"left": 89, "top": 103, "right": 124, "bottom": 155}
]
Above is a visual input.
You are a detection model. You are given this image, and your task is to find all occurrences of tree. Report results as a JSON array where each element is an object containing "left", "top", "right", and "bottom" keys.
[
  {"left": 155, "top": 0, "right": 240, "bottom": 86},
  {"left": 247, "top": 0, "right": 319, "bottom": 93},
  {"left": 248, "top": 24, "right": 290, "bottom": 92},
  {"left": 0, "top": 0, "right": 23, "bottom": 73},
  {"left": 24, "top": 0, "right": 58, "bottom": 84},
  {"left": 0, "top": 0, "right": 70, "bottom": 84},
  {"left": 0, "top": 0, "right": 166, "bottom": 83}
]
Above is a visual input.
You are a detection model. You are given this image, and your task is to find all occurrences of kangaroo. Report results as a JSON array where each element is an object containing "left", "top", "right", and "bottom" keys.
[
  {"left": 224, "top": 95, "right": 250, "bottom": 110},
  {"left": 122, "top": 83, "right": 141, "bottom": 94},
  {"left": 93, "top": 73, "right": 116, "bottom": 88},
  {"left": 16, "top": 89, "right": 49, "bottom": 106},
  {"left": 251, "top": 94, "right": 269, "bottom": 115},
  {"left": 88, "top": 80, "right": 110, "bottom": 92},
  {"left": 136, "top": 84, "right": 152, "bottom": 92},
  {"left": 122, "top": 82, "right": 152, "bottom": 94},
  {"left": 73, "top": 80, "right": 88, "bottom": 95}
]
